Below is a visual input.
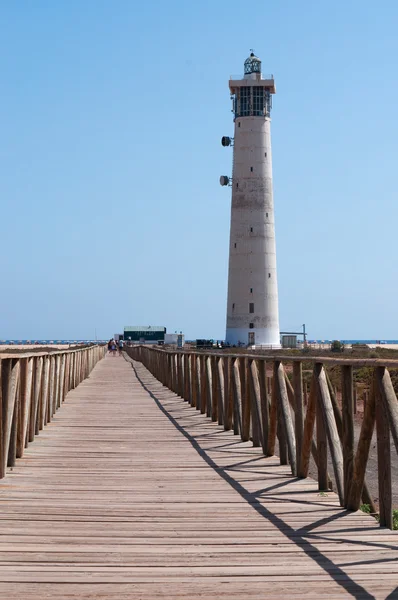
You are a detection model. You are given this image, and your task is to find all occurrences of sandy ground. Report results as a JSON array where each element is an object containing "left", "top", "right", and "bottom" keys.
[
  {"left": 0, "top": 344, "right": 71, "bottom": 350},
  {"left": 367, "top": 343, "right": 398, "bottom": 349},
  {"left": 306, "top": 343, "right": 398, "bottom": 350},
  {"left": 305, "top": 397, "right": 398, "bottom": 510}
]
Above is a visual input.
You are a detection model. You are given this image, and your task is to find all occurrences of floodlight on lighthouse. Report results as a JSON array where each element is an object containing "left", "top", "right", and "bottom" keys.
[
  {"left": 219, "top": 175, "right": 231, "bottom": 187},
  {"left": 221, "top": 136, "right": 234, "bottom": 147}
]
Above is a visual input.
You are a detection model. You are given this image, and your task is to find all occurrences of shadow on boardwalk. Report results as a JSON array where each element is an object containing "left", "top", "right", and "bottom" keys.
[{"left": 130, "top": 357, "right": 398, "bottom": 600}]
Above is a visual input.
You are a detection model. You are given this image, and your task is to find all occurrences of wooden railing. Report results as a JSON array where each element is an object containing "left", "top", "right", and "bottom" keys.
[
  {"left": 125, "top": 345, "right": 398, "bottom": 529},
  {"left": 0, "top": 344, "right": 105, "bottom": 480}
]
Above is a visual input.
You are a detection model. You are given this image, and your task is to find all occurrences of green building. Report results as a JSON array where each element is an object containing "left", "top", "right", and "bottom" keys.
[{"left": 123, "top": 326, "right": 166, "bottom": 343}]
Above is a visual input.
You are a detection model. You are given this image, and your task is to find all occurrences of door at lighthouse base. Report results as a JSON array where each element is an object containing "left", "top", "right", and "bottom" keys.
[{"left": 248, "top": 332, "right": 255, "bottom": 346}]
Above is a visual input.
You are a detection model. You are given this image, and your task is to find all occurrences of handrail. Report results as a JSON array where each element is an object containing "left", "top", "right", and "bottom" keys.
[
  {"left": 0, "top": 344, "right": 106, "bottom": 480},
  {"left": 0, "top": 343, "right": 104, "bottom": 359},
  {"left": 141, "top": 347, "right": 398, "bottom": 368},
  {"left": 124, "top": 345, "right": 398, "bottom": 530}
]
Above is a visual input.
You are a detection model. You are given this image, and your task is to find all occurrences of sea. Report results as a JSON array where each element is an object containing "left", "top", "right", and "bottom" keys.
[
  {"left": 309, "top": 340, "right": 398, "bottom": 344},
  {"left": 0, "top": 340, "right": 104, "bottom": 345}
]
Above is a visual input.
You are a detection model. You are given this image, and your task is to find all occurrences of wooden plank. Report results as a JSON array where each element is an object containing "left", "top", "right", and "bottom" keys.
[{"left": 0, "top": 353, "right": 395, "bottom": 598}]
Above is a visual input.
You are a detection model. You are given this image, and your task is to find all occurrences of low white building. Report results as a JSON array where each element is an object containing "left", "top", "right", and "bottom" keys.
[{"left": 164, "top": 333, "right": 185, "bottom": 347}]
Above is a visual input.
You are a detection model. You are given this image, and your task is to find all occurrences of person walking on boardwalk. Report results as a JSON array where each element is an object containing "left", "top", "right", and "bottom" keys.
[
  {"left": 110, "top": 339, "right": 117, "bottom": 356},
  {"left": 118, "top": 338, "right": 124, "bottom": 355},
  {"left": 107, "top": 339, "right": 113, "bottom": 354}
]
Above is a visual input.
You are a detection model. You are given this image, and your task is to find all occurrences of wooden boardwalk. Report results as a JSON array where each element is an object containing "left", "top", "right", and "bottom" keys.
[{"left": 0, "top": 355, "right": 397, "bottom": 599}]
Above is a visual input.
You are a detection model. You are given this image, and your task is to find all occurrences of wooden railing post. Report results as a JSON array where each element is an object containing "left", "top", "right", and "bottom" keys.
[
  {"left": 190, "top": 353, "right": 197, "bottom": 408},
  {"left": 377, "top": 366, "right": 398, "bottom": 456},
  {"left": 240, "top": 358, "right": 250, "bottom": 442},
  {"left": 315, "top": 364, "right": 328, "bottom": 491},
  {"left": 59, "top": 354, "right": 66, "bottom": 407},
  {"left": 17, "top": 358, "right": 34, "bottom": 458},
  {"left": 342, "top": 365, "right": 354, "bottom": 507},
  {"left": 299, "top": 367, "right": 317, "bottom": 478},
  {"left": 293, "top": 361, "right": 304, "bottom": 475},
  {"left": 232, "top": 357, "right": 242, "bottom": 437},
  {"left": 183, "top": 354, "right": 190, "bottom": 401},
  {"left": 40, "top": 357, "right": 50, "bottom": 430},
  {"left": 249, "top": 359, "right": 265, "bottom": 453},
  {"left": 257, "top": 359, "right": 269, "bottom": 455},
  {"left": 200, "top": 355, "right": 206, "bottom": 415},
  {"left": 211, "top": 355, "right": 218, "bottom": 422},
  {"left": 47, "top": 357, "right": 55, "bottom": 424},
  {"left": 316, "top": 365, "right": 344, "bottom": 503},
  {"left": 7, "top": 365, "right": 20, "bottom": 469},
  {"left": 375, "top": 367, "right": 392, "bottom": 528},
  {"left": 347, "top": 373, "right": 376, "bottom": 511},
  {"left": 177, "top": 353, "right": 183, "bottom": 398},
  {"left": 216, "top": 357, "right": 224, "bottom": 426},
  {"left": 267, "top": 362, "right": 278, "bottom": 456},
  {"left": 196, "top": 355, "right": 202, "bottom": 412},
  {"left": 205, "top": 356, "right": 212, "bottom": 418},
  {"left": 276, "top": 362, "right": 296, "bottom": 475},
  {"left": 167, "top": 354, "right": 172, "bottom": 391},
  {"left": 1, "top": 359, "right": 20, "bottom": 479},
  {"left": 224, "top": 357, "right": 233, "bottom": 430}
]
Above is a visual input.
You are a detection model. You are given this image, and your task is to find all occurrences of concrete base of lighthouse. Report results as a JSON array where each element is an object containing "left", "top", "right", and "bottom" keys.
[{"left": 226, "top": 327, "right": 281, "bottom": 348}]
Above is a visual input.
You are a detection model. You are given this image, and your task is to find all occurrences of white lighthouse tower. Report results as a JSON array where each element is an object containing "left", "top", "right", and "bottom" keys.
[{"left": 221, "top": 52, "right": 281, "bottom": 347}]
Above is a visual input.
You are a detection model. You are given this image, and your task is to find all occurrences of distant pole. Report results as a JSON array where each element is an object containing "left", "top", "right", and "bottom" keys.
[{"left": 303, "top": 324, "right": 307, "bottom": 344}]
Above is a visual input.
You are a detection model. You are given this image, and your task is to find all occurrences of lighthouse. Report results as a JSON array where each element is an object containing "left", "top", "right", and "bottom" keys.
[{"left": 221, "top": 52, "right": 281, "bottom": 348}]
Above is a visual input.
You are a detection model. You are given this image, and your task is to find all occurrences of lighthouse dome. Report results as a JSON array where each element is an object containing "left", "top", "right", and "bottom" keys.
[{"left": 244, "top": 52, "right": 261, "bottom": 75}]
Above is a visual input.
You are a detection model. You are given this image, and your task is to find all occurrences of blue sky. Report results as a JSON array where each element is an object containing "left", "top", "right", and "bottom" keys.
[{"left": 1, "top": 0, "right": 397, "bottom": 340}]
